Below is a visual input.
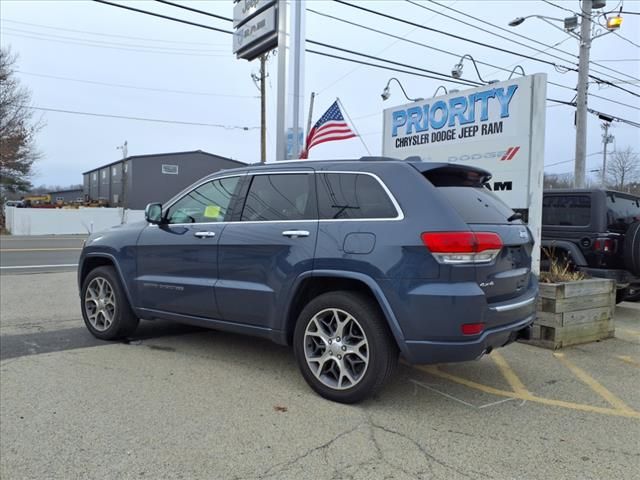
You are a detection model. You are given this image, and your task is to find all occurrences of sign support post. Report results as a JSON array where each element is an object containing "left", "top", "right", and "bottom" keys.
[{"left": 275, "top": 0, "right": 305, "bottom": 160}]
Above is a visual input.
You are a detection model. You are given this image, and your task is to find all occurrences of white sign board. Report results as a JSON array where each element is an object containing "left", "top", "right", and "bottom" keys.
[
  {"left": 382, "top": 73, "right": 547, "bottom": 274},
  {"left": 382, "top": 74, "right": 546, "bottom": 209},
  {"left": 233, "top": 4, "right": 277, "bottom": 60},
  {"left": 233, "top": 0, "right": 276, "bottom": 27}
]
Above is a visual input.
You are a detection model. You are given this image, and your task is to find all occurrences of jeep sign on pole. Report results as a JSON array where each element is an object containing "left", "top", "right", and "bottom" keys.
[
  {"left": 233, "top": 0, "right": 278, "bottom": 61},
  {"left": 382, "top": 73, "right": 547, "bottom": 273}
]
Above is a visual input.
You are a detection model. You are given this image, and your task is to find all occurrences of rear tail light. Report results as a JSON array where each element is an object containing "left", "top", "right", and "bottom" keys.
[
  {"left": 421, "top": 231, "right": 503, "bottom": 265},
  {"left": 461, "top": 323, "right": 485, "bottom": 335},
  {"left": 593, "top": 238, "right": 615, "bottom": 253}
]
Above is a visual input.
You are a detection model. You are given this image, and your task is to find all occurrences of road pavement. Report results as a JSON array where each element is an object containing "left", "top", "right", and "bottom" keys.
[
  {"left": 0, "top": 235, "right": 85, "bottom": 274},
  {"left": 1, "top": 271, "right": 639, "bottom": 479}
]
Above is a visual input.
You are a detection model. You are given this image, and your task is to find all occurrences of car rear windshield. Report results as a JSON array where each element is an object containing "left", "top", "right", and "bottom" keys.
[
  {"left": 606, "top": 192, "right": 640, "bottom": 230},
  {"left": 542, "top": 195, "right": 591, "bottom": 226},
  {"left": 434, "top": 186, "right": 517, "bottom": 224}
]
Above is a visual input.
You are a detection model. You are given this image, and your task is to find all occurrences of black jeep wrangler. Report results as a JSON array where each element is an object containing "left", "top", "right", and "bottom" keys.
[{"left": 541, "top": 189, "right": 640, "bottom": 302}]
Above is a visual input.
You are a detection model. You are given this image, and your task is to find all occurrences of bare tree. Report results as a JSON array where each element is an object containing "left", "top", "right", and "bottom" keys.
[
  {"left": 0, "top": 48, "right": 42, "bottom": 223},
  {"left": 607, "top": 146, "right": 639, "bottom": 192},
  {"left": 544, "top": 173, "right": 574, "bottom": 190}
]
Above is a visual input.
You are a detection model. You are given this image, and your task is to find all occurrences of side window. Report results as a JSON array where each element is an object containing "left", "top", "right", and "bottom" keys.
[
  {"left": 316, "top": 173, "right": 397, "bottom": 219},
  {"left": 606, "top": 193, "right": 640, "bottom": 230},
  {"left": 542, "top": 195, "right": 591, "bottom": 226},
  {"left": 241, "top": 174, "right": 313, "bottom": 221},
  {"left": 166, "top": 176, "right": 240, "bottom": 224}
]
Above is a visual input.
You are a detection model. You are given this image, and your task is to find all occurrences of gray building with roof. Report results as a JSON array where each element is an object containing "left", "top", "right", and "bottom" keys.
[{"left": 82, "top": 150, "right": 245, "bottom": 209}]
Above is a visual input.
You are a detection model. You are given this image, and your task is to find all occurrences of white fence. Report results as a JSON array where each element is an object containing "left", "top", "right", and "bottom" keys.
[{"left": 4, "top": 207, "right": 145, "bottom": 235}]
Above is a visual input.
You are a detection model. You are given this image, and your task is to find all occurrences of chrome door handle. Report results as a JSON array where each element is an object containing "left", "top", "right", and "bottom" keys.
[
  {"left": 282, "top": 230, "right": 310, "bottom": 238},
  {"left": 194, "top": 231, "right": 216, "bottom": 238}
]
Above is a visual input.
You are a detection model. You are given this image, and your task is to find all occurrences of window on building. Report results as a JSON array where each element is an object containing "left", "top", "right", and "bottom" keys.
[
  {"left": 102, "top": 171, "right": 106, "bottom": 179},
  {"left": 316, "top": 173, "right": 398, "bottom": 220},
  {"left": 241, "top": 174, "right": 313, "bottom": 221},
  {"left": 542, "top": 195, "right": 591, "bottom": 226},
  {"left": 112, "top": 167, "right": 117, "bottom": 176},
  {"left": 162, "top": 164, "right": 179, "bottom": 175},
  {"left": 166, "top": 176, "right": 240, "bottom": 224},
  {"left": 124, "top": 163, "right": 128, "bottom": 173},
  {"left": 92, "top": 173, "right": 97, "bottom": 181}
]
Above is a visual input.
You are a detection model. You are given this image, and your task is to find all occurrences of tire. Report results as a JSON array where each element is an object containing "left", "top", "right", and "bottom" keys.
[
  {"left": 81, "top": 266, "right": 139, "bottom": 340},
  {"left": 615, "top": 288, "right": 629, "bottom": 304},
  {"left": 624, "top": 221, "right": 640, "bottom": 275},
  {"left": 293, "top": 291, "right": 398, "bottom": 404}
]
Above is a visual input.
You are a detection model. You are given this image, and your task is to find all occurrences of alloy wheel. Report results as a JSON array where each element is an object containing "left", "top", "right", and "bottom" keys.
[
  {"left": 303, "top": 308, "right": 370, "bottom": 390},
  {"left": 84, "top": 277, "right": 116, "bottom": 332}
]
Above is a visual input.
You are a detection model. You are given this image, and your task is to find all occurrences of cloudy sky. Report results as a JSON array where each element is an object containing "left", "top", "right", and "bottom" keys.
[{"left": 1, "top": 0, "right": 638, "bottom": 187}]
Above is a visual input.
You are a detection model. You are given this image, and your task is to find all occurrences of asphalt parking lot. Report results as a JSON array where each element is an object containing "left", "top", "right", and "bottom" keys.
[{"left": 1, "top": 270, "right": 639, "bottom": 479}]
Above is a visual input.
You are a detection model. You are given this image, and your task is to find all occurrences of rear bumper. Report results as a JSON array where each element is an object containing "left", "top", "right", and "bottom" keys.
[
  {"left": 403, "top": 313, "right": 535, "bottom": 364},
  {"left": 579, "top": 267, "right": 639, "bottom": 288}
]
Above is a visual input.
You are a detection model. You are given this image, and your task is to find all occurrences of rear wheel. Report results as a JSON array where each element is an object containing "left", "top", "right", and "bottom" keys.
[
  {"left": 81, "top": 266, "right": 139, "bottom": 340},
  {"left": 293, "top": 291, "right": 398, "bottom": 403}
]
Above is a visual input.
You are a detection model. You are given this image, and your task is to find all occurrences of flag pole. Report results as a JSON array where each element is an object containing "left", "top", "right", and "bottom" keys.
[{"left": 336, "top": 97, "right": 371, "bottom": 155}]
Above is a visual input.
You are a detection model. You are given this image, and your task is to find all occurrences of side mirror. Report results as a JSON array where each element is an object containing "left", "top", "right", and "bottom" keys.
[{"left": 145, "top": 203, "right": 164, "bottom": 224}]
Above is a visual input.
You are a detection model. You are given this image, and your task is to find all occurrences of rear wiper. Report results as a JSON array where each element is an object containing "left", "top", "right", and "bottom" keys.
[{"left": 507, "top": 212, "right": 523, "bottom": 222}]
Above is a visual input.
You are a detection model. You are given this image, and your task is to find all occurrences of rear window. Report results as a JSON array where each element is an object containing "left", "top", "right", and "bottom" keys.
[
  {"left": 606, "top": 192, "right": 640, "bottom": 230},
  {"left": 316, "top": 173, "right": 398, "bottom": 219},
  {"left": 435, "top": 186, "right": 516, "bottom": 224},
  {"left": 542, "top": 195, "right": 591, "bottom": 226}
]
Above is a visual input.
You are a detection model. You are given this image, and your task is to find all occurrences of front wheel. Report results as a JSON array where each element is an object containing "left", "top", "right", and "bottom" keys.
[
  {"left": 293, "top": 291, "right": 398, "bottom": 403},
  {"left": 81, "top": 266, "right": 139, "bottom": 340}
]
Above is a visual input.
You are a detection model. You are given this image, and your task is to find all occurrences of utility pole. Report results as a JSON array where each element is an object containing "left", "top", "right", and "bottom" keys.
[
  {"left": 574, "top": 0, "right": 593, "bottom": 188},
  {"left": 260, "top": 54, "right": 267, "bottom": 163},
  {"left": 601, "top": 122, "right": 614, "bottom": 186}
]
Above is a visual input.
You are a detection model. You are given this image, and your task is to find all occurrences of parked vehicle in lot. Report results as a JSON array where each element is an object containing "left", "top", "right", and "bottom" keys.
[
  {"left": 541, "top": 189, "right": 640, "bottom": 302},
  {"left": 78, "top": 157, "right": 537, "bottom": 403}
]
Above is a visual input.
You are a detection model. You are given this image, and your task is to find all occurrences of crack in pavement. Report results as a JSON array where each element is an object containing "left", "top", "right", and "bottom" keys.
[{"left": 243, "top": 411, "right": 489, "bottom": 480}]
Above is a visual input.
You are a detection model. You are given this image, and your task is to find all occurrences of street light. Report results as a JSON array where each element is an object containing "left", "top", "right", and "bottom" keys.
[
  {"left": 432, "top": 85, "right": 448, "bottom": 97},
  {"left": 451, "top": 54, "right": 498, "bottom": 84},
  {"left": 381, "top": 77, "right": 424, "bottom": 102},
  {"left": 508, "top": 2, "right": 625, "bottom": 189}
]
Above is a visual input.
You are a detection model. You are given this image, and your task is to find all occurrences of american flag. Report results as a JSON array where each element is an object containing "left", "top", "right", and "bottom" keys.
[{"left": 300, "top": 100, "right": 356, "bottom": 159}]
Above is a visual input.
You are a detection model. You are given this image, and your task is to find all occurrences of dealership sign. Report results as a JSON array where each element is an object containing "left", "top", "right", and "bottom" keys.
[
  {"left": 382, "top": 74, "right": 547, "bottom": 209},
  {"left": 232, "top": 0, "right": 278, "bottom": 61}
]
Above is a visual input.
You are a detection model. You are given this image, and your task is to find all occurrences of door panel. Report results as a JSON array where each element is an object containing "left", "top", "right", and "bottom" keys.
[
  {"left": 135, "top": 224, "right": 223, "bottom": 318},
  {"left": 216, "top": 172, "right": 317, "bottom": 329},
  {"left": 135, "top": 175, "right": 241, "bottom": 318}
]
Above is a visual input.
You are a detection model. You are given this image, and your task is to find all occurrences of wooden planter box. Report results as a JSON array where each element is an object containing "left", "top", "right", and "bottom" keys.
[{"left": 522, "top": 278, "right": 616, "bottom": 350}]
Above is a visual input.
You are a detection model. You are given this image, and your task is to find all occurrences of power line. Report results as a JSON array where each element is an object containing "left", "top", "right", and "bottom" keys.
[
  {"left": 427, "top": 0, "right": 640, "bottom": 86},
  {"left": 23, "top": 105, "right": 258, "bottom": 130},
  {"left": 153, "top": 0, "right": 233, "bottom": 23},
  {"left": 2, "top": 26, "right": 227, "bottom": 53},
  {"left": 0, "top": 18, "right": 227, "bottom": 46},
  {"left": 2, "top": 32, "right": 230, "bottom": 57},
  {"left": 15, "top": 70, "right": 259, "bottom": 99},
  {"left": 611, "top": 30, "right": 640, "bottom": 48},
  {"left": 307, "top": 48, "right": 480, "bottom": 87},
  {"left": 591, "top": 59, "right": 640, "bottom": 62},
  {"left": 545, "top": 151, "right": 603, "bottom": 168},
  {"left": 406, "top": 0, "right": 580, "bottom": 69},
  {"left": 307, "top": 7, "right": 640, "bottom": 111},
  {"left": 307, "top": 39, "right": 483, "bottom": 87},
  {"left": 587, "top": 108, "right": 640, "bottom": 128},
  {"left": 92, "top": 0, "right": 233, "bottom": 36},
  {"left": 334, "top": 0, "right": 640, "bottom": 98}
]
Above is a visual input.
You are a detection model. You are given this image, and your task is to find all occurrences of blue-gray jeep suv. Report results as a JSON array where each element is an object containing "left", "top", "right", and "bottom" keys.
[{"left": 78, "top": 157, "right": 537, "bottom": 403}]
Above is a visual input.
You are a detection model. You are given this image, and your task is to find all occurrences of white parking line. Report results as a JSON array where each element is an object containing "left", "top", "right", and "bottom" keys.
[{"left": 0, "top": 264, "right": 78, "bottom": 270}]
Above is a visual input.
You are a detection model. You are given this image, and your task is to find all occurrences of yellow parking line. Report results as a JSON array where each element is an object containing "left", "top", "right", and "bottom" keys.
[
  {"left": 413, "top": 365, "right": 640, "bottom": 419},
  {"left": 615, "top": 355, "right": 640, "bottom": 368},
  {"left": 553, "top": 353, "right": 633, "bottom": 413},
  {"left": 0, "top": 248, "right": 82, "bottom": 252},
  {"left": 491, "top": 351, "right": 530, "bottom": 396}
]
